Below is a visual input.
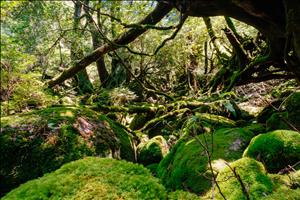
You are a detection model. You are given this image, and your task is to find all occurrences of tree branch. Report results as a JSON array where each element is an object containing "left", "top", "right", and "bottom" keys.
[{"left": 47, "top": 2, "right": 173, "bottom": 87}]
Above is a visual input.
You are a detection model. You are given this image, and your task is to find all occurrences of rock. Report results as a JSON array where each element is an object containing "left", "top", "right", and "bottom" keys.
[
  {"left": 243, "top": 130, "right": 300, "bottom": 173},
  {"left": 0, "top": 106, "right": 134, "bottom": 196},
  {"left": 266, "top": 91, "right": 300, "bottom": 131},
  {"left": 157, "top": 127, "right": 256, "bottom": 194},
  {"left": 205, "top": 158, "right": 300, "bottom": 200},
  {"left": 256, "top": 100, "right": 282, "bottom": 123},
  {"left": 205, "top": 158, "right": 273, "bottom": 199},
  {"left": 137, "top": 135, "right": 169, "bottom": 166},
  {"left": 2, "top": 157, "right": 167, "bottom": 200}
]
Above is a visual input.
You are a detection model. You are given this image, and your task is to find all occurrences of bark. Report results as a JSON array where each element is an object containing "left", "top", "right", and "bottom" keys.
[
  {"left": 170, "top": 0, "right": 299, "bottom": 81},
  {"left": 284, "top": 0, "right": 300, "bottom": 82},
  {"left": 84, "top": 0, "right": 109, "bottom": 87},
  {"left": 203, "top": 17, "right": 222, "bottom": 58},
  {"left": 47, "top": 1, "right": 173, "bottom": 87},
  {"left": 224, "top": 16, "right": 243, "bottom": 43}
]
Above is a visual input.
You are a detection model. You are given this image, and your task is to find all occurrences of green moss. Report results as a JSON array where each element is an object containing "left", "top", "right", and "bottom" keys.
[
  {"left": 137, "top": 135, "right": 169, "bottom": 166},
  {"left": 130, "top": 113, "right": 150, "bottom": 130},
  {"left": 243, "top": 130, "right": 300, "bottom": 172},
  {"left": 146, "top": 163, "right": 159, "bottom": 176},
  {"left": 266, "top": 112, "right": 290, "bottom": 131},
  {"left": 0, "top": 106, "right": 134, "bottom": 196},
  {"left": 3, "top": 157, "right": 167, "bottom": 200},
  {"left": 264, "top": 171, "right": 300, "bottom": 199},
  {"left": 205, "top": 158, "right": 273, "bottom": 200},
  {"left": 157, "top": 127, "right": 256, "bottom": 194},
  {"left": 195, "top": 113, "right": 237, "bottom": 128},
  {"left": 101, "top": 115, "right": 135, "bottom": 162},
  {"left": 168, "top": 190, "right": 200, "bottom": 200},
  {"left": 266, "top": 91, "right": 300, "bottom": 131},
  {"left": 256, "top": 101, "right": 282, "bottom": 123}
]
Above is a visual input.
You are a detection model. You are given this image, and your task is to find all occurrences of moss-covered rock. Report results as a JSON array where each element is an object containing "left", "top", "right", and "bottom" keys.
[
  {"left": 205, "top": 158, "right": 273, "bottom": 200},
  {"left": 137, "top": 135, "right": 169, "bottom": 166},
  {"left": 2, "top": 157, "right": 167, "bottom": 200},
  {"left": 243, "top": 130, "right": 300, "bottom": 173},
  {"left": 266, "top": 91, "right": 300, "bottom": 131},
  {"left": 157, "top": 126, "right": 256, "bottom": 194},
  {"left": 0, "top": 106, "right": 134, "bottom": 196},
  {"left": 256, "top": 100, "right": 282, "bottom": 123},
  {"left": 204, "top": 158, "right": 300, "bottom": 200}
]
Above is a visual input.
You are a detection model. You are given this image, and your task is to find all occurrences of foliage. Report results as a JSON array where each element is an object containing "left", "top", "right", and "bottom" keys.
[
  {"left": 2, "top": 157, "right": 167, "bottom": 200},
  {"left": 0, "top": 106, "right": 134, "bottom": 195},
  {"left": 243, "top": 130, "right": 300, "bottom": 173},
  {"left": 0, "top": 33, "right": 57, "bottom": 116}
]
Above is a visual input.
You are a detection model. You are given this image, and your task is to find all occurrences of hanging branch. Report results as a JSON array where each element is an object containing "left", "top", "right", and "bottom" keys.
[
  {"left": 113, "top": 51, "right": 175, "bottom": 101},
  {"left": 78, "top": 0, "right": 178, "bottom": 31}
]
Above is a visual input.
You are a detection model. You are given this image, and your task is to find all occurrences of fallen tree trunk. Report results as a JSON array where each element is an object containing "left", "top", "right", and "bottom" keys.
[{"left": 47, "top": 2, "right": 173, "bottom": 87}]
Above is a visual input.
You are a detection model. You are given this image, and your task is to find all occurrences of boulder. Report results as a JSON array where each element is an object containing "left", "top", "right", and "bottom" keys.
[
  {"left": 266, "top": 91, "right": 300, "bottom": 131},
  {"left": 2, "top": 157, "right": 167, "bottom": 200},
  {"left": 243, "top": 130, "right": 300, "bottom": 173},
  {"left": 204, "top": 158, "right": 300, "bottom": 200},
  {"left": 137, "top": 135, "right": 169, "bottom": 166},
  {"left": 0, "top": 106, "right": 135, "bottom": 195},
  {"left": 157, "top": 126, "right": 256, "bottom": 194}
]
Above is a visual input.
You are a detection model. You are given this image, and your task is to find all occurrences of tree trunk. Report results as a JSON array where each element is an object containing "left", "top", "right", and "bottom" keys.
[
  {"left": 71, "top": 0, "right": 93, "bottom": 94},
  {"left": 84, "top": 0, "right": 110, "bottom": 87}
]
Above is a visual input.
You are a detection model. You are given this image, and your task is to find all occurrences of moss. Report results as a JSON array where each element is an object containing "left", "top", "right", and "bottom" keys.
[
  {"left": 193, "top": 99, "right": 241, "bottom": 120},
  {"left": 256, "top": 100, "right": 282, "bottom": 123},
  {"left": 263, "top": 171, "right": 300, "bottom": 200},
  {"left": 157, "top": 127, "right": 256, "bottom": 194},
  {"left": 205, "top": 158, "right": 274, "bottom": 200},
  {"left": 266, "top": 91, "right": 300, "bottom": 131},
  {"left": 195, "top": 113, "right": 237, "bottom": 128},
  {"left": 266, "top": 112, "right": 290, "bottom": 131},
  {"left": 146, "top": 163, "right": 159, "bottom": 176},
  {"left": 137, "top": 136, "right": 169, "bottom": 166},
  {"left": 102, "top": 115, "right": 135, "bottom": 162},
  {"left": 243, "top": 130, "right": 300, "bottom": 173},
  {"left": 3, "top": 157, "right": 167, "bottom": 200},
  {"left": 130, "top": 113, "right": 150, "bottom": 130},
  {"left": 284, "top": 92, "right": 300, "bottom": 130},
  {"left": 168, "top": 190, "right": 200, "bottom": 200},
  {"left": 0, "top": 106, "right": 134, "bottom": 196}
]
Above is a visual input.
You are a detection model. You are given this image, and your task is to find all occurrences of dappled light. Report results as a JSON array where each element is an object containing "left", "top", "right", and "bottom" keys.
[{"left": 1, "top": 0, "right": 299, "bottom": 199}]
